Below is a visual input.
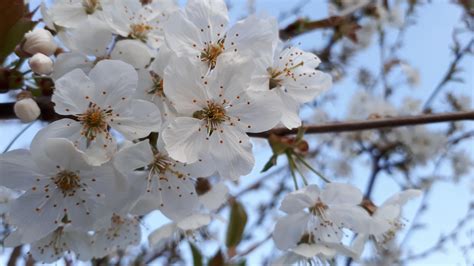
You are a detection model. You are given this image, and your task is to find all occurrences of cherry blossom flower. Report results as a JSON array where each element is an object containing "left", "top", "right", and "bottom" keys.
[
  {"left": 163, "top": 0, "right": 278, "bottom": 73},
  {"left": 0, "top": 138, "right": 123, "bottom": 243},
  {"left": 148, "top": 213, "right": 212, "bottom": 249},
  {"left": 114, "top": 140, "right": 213, "bottom": 221},
  {"left": 273, "top": 183, "right": 374, "bottom": 259},
  {"left": 90, "top": 213, "right": 141, "bottom": 258},
  {"left": 49, "top": 0, "right": 107, "bottom": 28},
  {"left": 5, "top": 226, "right": 93, "bottom": 263},
  {"left": 162, "top": 56, "right": 280, "bottom": 179},
  {"left": 135, "top": 46, "right": 177, "bottom": 120},
  {"left": 352, "top": 189, "right": 422, "bottom": 256},
  {"left": 42, "top": 60, "right": 161, "bottom": 165},
  {"left": 102, "top": 0, "right": 177, "bottom": 48},
  {"left": 53, "top": 18, "right": 154, "bottom": 80},
  {"left": 252, "top": 46, "right": 332, "bottom": 128}
]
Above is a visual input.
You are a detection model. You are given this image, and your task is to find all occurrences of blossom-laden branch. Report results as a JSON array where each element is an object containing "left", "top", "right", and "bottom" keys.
[{"left": 249, "top": 111, "right": 474, "bottom": 138}]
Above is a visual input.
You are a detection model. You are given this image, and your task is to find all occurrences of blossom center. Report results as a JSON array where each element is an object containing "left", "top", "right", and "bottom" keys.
[
  {"left": 200, "top": 40, "right": 224, "bottom": 69},
  {"left": 150, "top": 153, "right": 173, "bottom": 174},
  {"left": 130, "top": 23, "right": 153, "bottom": 41},
  {"left": 82, "top": 0, "right": 101, "bottom": 14},
  {"left": 54, "top": 170, "right": 81, "bottom": 193},
  {"left": 77, "top": 103, "right": 112, "bottom": 141},
  {"left": 146, "top": 71, "right": 164, "bottom": 98},
  {"left": 267, "top": 67, "right": 283, "bottom": 90},
  {"left": 193, "top": 102, "right": 227, "bottom": 136},
  {"left": 310, "top": 200, "right": 328, "bottom": 218}
]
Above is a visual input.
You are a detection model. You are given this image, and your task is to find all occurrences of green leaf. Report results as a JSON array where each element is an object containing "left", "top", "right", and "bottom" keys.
[
  {"left": 0, "top": 0, "right": 25, "bottom": 42},
  {"left": 261, "top": 154, "right": 278, "bottom": 173},
  {"left": 225, "top": 201, "right": 248, "bottom": 248},
  {"left": 208, "top": 249, "right": 224, "bottom": 266},
  {"left": 189, "top": 242, "right": 203, "bottom": 266},
  {"left": 0, "top": 18, "right": 36, "bottom": 62}
]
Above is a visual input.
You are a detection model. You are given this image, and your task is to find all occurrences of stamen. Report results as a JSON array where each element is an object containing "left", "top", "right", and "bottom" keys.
[
  {"left": 82, "top": 0, "right": 101, "bottom": 14},
  {"left": 146, "top": 71, "right": 164, "bottom": 99},
  {"left": 130, "top": 23, "right": 153, "bottom": 41},
  {"left": 77, "top": 103, "right": 112, "bottom": 142},
  {"left": 193, "top": 102, "right": 227, "bottom": 136},
  {"left": 54, "top": 170, "right": 81, "bottom": 195},
  {"left": 200, "top": 39, "right": 225, "bottom": 69}
]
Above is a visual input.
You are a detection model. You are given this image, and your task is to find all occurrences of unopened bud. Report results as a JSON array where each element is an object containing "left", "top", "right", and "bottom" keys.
[
  {"left": 29, "top": 53, "right": 53, "bottom": 75},
  {"left": 22, "top": 28, "right": 57, "bottom": 56},
  {"left": 14, "top": 98, "right": 41, "bottom": 123}
]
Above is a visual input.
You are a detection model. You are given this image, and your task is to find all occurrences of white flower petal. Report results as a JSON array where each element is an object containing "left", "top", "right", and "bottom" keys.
[
  {"left": 111, "top": 39, "right": 154, "bottom": 69},
  {"left": 0, "top": 150, "right": 39, "bottom": 190},
  {"left": 273, "top": 212, "right": 310, "bottom": 250},
  {"left": 111, "top": 99, "right": 161, "bottom": 139},
  {"left": 228, "top": 90, "right": 281, "bottom": 133},
  {"left": 88, "top": 60, "right": 138, "bottom": 107},
  {"left": 162, "top": 117, "right": 208, "bottom": 163},
  {"left": 43, "top": 138, "right": 92, "bottom": 171},
  {"left": 114, "top": 140, "right": 154, "bottom": 176},
  {"left": 292, "top": 243, "right": 337, "bottom": 258},
  {"left": 177, "top": 213, "right": 211, "bottom": 230},
  {"left": 163, "top": 57, "right": 208, "bottom": 114},
  {"left": 199, "top": 182, "right": 228, "bottom": 210},
  {"left": 280, "top": 185, "right": 320, "bottom": 213},
  {"left": 159, "top": 173, "right": 200, "bottom": 221},
  {"left": 321, "top": 183, "right": 363, "bottom": 205},
  {"left": 148, "top": 223, "right": 177, "bottom": 248},
  {"left": 210, "top": 125, "right": 254, "bottom": 179},
  {"left": 52, "top": 52, "right": 93, "bottom": 81},
  {"left": 53, "top": 68, "right": 96, "bottom": 115}
]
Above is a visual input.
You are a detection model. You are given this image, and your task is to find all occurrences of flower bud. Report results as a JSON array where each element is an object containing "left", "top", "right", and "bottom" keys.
[
  {"left": 28, "top": 53, "right": 53, "bottom": 75},
  {"left": 14, "top": 98, "right": 41, "bottom": 123},
  {"left": 22, "top": 28, "right": 57, "bottom": 56}
]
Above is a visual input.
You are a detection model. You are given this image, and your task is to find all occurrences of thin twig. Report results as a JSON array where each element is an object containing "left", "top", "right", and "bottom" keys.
[{"left": 249, "top": 111, "right": 474, "bottom": 138}]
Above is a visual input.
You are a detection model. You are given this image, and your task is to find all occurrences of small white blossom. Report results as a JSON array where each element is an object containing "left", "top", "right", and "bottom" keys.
[
  {"left": 49, "top": 0, "right": 107, "bottom": 28},
  {"left": 29, "top": 53, "right": 54, "bottom": 75},
  {"left": 163, "top": 0, "right": 278, "bottom": 73},
  {"left": 0, "top": 138, "right": 123, "bottom": 243},
  {"left": 13, "top": 98, "right": 41, "bottom": 123},
  {"left": 22, "top": 28, "right": 58, "bottom": 56},
  {"left": 273, "top": 184, "right": 374, "bottom": 259},
  {"left": 352, "top": 189, "right": 422, "bottom": 256},
  {"left": 90, "top": 214, "right": 141, "bottom": 258},
  {"left": 6, "top": 226, "right": 93, "bottom": 263},
  {"left": 43, "top": 60, "right": 161, "bottom": 165},
  {"left": 252, "top": 46, "right": 332, "bottom": 128},
  {"left": 162, "top": 56, "right": 281, "bottom": 179},
  {"left": 102, "top": 0, "right": 177, "bottom": 48},
  {"left": 114, "top": 140, "right": 213, "bottom": 221}
]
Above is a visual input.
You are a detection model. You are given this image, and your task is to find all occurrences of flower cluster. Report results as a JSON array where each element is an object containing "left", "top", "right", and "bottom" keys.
[{"left": 0, "top": 0, "right": 423, "bottom": 264}]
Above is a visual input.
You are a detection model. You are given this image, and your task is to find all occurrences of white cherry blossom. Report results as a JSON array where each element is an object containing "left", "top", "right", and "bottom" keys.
[
  {"left": 163, "top": 0, "right": 278, "bottom": 73},
  {"left": 49, "top": 0, "right": 108, "bottom": 28},
  {"left": 252, "top": 46, "right": 332, "bottom": 128},
  {"left": 5, "top": 226, "right": 93, "bottom": 263},
  {"left": 162, "top": 56, "right": 281, "bottom": 179},
  {"left": 90, "top": 213, "right": 141, "bottom": 258},
  {"left": 114, "top": 140, "right": 213, "bottom": 221},
  {"left": 352, "top": 189, "right": 422, "bottom": 256},
  {"left": 43, "top": 60, "right": 161, "bottom": 165},
  {"left": 0, "top": 138, "right": 123, "bottom": 243},
  {"left": 273, "top": 183, "right": 374, "bottom": 259},
  {"left": 102, "top": 0, "right": 177, "bottom": 48},
  {"left": 53, "top": 18, "right": 153, "bottom": 80}
]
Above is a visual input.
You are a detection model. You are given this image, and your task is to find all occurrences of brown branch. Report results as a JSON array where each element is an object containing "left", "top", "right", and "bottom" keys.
[
  {"left": 7, "top": 246, "right": 22, "bottom": 266},
  {"left": 249, "top": 111, "right": 474, "bottom": 138},
  {"left": 279, "top": 16, "right": 347, "bottom": 40}
]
